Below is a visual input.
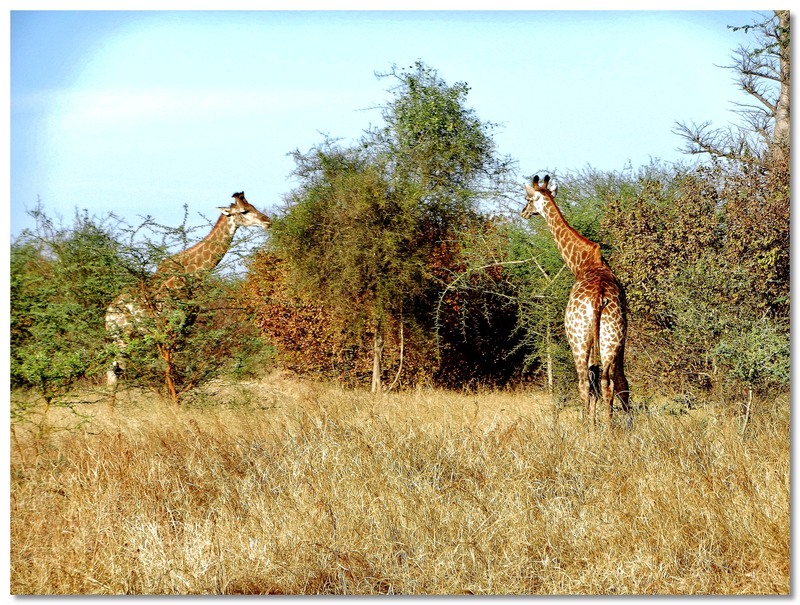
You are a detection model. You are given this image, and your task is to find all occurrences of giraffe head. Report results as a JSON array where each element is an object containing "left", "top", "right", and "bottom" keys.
[
  {"left": 521, "top": 175, "right": 558, "bottom": 218},
  {"left": 220, "top": 192, "right": 272, "bottom": 229}
]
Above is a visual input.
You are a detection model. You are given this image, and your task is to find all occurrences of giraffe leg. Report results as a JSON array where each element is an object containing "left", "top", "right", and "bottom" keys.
[
  {"left": 108, "top": 357, "right": 126, "bottom": 386},
  {"left": 588, "top": 382, "right": 598, "bottom": 429},
  {"left": 602, "top": 355, "right": 630, "bottom": 428},
  {"left": 107, "top": 365, "right": 119, "bottom": 386},
  {"left": 574, "top": 362, "right": 594, "bottom": 428},
  {"left": 600, "top": 363, "right": 613, "bottom": 426},
  {"left": 566, "top": 289, "right": 597, "bottom": 429},
  {"left": 613, "top": 361, "right": 630, "bottom": 414},
  {"left": 589, "top": 364, "right": 602, "bottom": 423},
  {"left": 106, "top": 331, "right": 127, "bottom": 387}
]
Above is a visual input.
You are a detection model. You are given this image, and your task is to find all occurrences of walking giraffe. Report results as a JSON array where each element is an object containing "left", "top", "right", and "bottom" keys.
[
  {"left": 521, "top": 175, "right": 629, "bottom": 427},
  {"left": 105, "top": 192, "right": 272, "bottom": 386}
]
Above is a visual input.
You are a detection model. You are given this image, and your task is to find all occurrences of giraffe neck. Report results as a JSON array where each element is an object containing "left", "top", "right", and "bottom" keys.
[
  {"left": 155, "top": 214, "right": 238, "bottom": 287},
  {"left": 540, "top": 197, "right": 603, "bottom": 278}
]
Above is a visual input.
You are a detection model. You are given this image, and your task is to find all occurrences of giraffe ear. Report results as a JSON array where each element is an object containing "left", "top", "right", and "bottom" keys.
[
  {"left": 219, "top": 206, "right": 233, "bottom": 216},
  {"left": 523, "top": 183, "right": 535, "bottom": 196},
  {"left": 549, "top": 181, "right": 558, "bottom": 197}
]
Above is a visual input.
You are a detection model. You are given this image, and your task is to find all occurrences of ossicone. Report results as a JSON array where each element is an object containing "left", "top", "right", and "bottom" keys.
[{"left": 530, "top": 174, "right": 557, "bottom": 197}]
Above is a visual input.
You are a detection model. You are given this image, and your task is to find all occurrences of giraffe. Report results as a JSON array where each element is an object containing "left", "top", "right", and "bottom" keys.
[
  {"left": 521, "top": 175, "right": 629, "bottom": 427},
  {"left": 105, "top": 192, "right": 272, "bottom": 386}
]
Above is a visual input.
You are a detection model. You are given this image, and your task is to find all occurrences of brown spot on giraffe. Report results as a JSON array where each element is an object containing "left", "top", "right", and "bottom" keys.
[
  {"left": 522, "top": 175, "right": 629, "bottom": 428},
  {"left": 105, "top": 192, "right": 272, "bottom": 385}
]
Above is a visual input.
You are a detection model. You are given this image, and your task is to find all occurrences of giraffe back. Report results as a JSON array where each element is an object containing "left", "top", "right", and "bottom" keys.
[{"left": 566, "top": 265, "right": 627, "bottom": 366}]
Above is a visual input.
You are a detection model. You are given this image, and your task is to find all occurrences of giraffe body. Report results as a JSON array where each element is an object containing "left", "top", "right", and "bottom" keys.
[
  {"left": 106, "top": 192, "right": 271, "bottom": 385},
  {"left": 522, "top": 175, "right": 629, "bottom": 427}
]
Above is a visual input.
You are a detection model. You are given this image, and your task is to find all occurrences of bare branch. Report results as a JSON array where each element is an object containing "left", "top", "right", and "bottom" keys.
[{"left": 676, "top": 11, "right": 788, "bottom": 168}]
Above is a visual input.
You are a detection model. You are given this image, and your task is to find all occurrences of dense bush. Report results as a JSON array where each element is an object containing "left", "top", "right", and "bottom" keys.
[
  {"left": 11, "top": 205, "right": 272, "bottom": 405},
  {"left": 242, "top": 230, "right": 527, "bottom": 390},
  {"left": 600, "top": 161, "right": 789, "bottom": 400},
  {"left": 244, "top": 63, "right": 518, "bottom": 391},
  {"left": 11, "top": 42, "right": 789, "bottom": 407},
  {"left": 10, "top": 208, "right": 130, "bottom": 403}
]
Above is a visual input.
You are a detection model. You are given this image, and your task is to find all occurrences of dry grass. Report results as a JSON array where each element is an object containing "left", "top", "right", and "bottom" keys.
[{"left": 10, "top": 375, "right": 789, "bottom": 594}]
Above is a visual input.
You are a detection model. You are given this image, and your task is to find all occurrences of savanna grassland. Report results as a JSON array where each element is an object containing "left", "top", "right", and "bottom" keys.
[
  {"left": 10, "top": 14, "right": 790, "bottom": 597},
  {"left": 10, "top": 375, "right": 789, "bottom": 595}
]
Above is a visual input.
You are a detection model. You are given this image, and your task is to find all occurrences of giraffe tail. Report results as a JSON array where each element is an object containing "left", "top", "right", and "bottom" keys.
[
  {"left": 588, "top": 286, "right": 606, "bottom": 398},
  {"left": 589, "top": 363, "right": 601, "bottom": 398}
]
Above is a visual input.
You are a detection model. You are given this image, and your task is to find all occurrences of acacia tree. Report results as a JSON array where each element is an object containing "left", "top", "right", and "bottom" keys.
[
  {"left": 107, "top": 208, "right": 271, "bottom": 402},
  {"left": 674, "top": 10, "right": 790, "bottom": 167},
  {"left": 11, "top": 207, "right": 129, "bottom": 409},
  {"left": 372, "top": 61, "right": 511, "bottom": 232},
  {"left": 11, "top": 203, "right": 270, "bottom": 409},
  {"left": 272, "top": 62, "right": 513, "bottom": 392},
  {"left": 273, "top": 142, "right": 421, "bottom": 392}
]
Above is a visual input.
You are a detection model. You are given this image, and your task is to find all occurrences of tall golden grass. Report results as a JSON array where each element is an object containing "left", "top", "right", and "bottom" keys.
[{"left": 10, "top": 375, "right": 789, "bottom": 594}]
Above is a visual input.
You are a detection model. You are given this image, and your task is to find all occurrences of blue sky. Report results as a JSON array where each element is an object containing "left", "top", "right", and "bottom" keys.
[{"left": 9, "top": 9, "right": 760, "bottom": 238}]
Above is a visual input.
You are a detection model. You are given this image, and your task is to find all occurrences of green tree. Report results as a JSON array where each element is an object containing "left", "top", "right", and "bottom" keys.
[
  {"left": 274, "top": 142, "right": 421, "bottom": 392},
  {"left": 376, "top": 62, "right": 516, "bottom": 388},
  {"left": 11, "top": 206, "right": 129, "bottom": 417},
  {"left": 272, "top": 62, "right": 514, "bottom": 392},
  {"left": 502, "top": 218, "right": 573, "bottom": 398},
  {"left": 372, "top": 61, "right": 511, "bottom": 233},
  {"left": 11, "top": 203, "right": 271, "bottom": 409}
]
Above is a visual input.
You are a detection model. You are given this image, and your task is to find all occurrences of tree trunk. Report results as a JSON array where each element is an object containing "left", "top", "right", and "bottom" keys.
[
  {"left": 159, "top": 344, "right": 180, "bottom": 403},
  {"left": 771, "top": 10, "right": 790, "bottom": 165},
  {"left": 371, "top": 330, "right": 384, "bottom": 394}
]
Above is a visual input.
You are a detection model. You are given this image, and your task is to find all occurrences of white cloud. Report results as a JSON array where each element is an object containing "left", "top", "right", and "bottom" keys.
[{"left": 40, "top": 87, "right": 365, "bottom": 132}]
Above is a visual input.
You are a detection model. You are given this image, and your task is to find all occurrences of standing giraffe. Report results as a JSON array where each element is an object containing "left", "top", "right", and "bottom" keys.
[
  {"left": 106, "top": 192, "right": 272, "bottom": 386},
  {"left": 521, "top": 175, "right": 629, "bottom": 427}
]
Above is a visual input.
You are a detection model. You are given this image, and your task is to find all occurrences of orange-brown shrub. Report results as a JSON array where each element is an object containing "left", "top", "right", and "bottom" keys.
[{"left": 242, "top": 230, "right": 526, "bottom": 390}]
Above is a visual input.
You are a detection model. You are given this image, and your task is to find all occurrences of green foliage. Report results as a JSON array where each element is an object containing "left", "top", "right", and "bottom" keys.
[
  {"left": 602, "top": 166, "right": 723, "bottom": 325},
  {"left": 502, "top": 219, "right": 571, "bottom": 373},
  {"left": 111, "top": 254, "right": 274, "bottom": 401},
  {"left": 11, "top": 206, "right": 131, "bottom": 401},
  {"left": 374, "top": 61, "right": 510, "bottom": 229},
  {"left": 11, "top": 203, "right": 272, "bottom": 405},
  {"left": 713, "top": 320, "right": 790, "bottom": 393},
  {"left": 266, "top": 62, "right": 515, "bottom": 389},
  {"left": 15, "top": 348, "right": 91, "bottom": 402},
  {"left": 275, "top": 141, "right": 421, "bottom": 337},
  {"left": 598, "top": 160, "right": 789, "bottom": 399},
  {"left": 719, "top": 160, "right": 790, "bottom": 317}
]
